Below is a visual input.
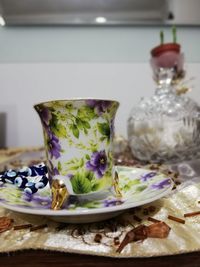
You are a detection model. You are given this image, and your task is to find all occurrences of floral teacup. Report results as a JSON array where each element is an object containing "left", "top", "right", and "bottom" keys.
[{"left": 34, "top": 99, "right": 119, "bottom": 209}]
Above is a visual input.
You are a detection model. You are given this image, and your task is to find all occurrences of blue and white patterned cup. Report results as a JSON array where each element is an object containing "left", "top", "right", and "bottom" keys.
[{"left": 34, "top": 99, "right": 119, "bottom": 209}]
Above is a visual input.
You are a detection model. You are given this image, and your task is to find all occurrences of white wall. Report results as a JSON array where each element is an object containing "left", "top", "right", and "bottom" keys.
[
  {"left": 1, "top": 62, "right": 200, "bottom": 147},
  {"left": 0, "top": 26, "right": 200, "bottom": 63},
  {"left": 0, "top": 26, "right": 200, "bottom": 147}
]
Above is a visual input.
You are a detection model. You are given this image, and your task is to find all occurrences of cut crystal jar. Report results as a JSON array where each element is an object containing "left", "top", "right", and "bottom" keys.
[{"left": 127, "top": 68, "right": 200, "bottom": 163}]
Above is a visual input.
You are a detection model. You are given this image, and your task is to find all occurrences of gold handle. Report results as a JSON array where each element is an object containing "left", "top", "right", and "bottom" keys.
[
  {"left": 113, "top": 172, "right": 122, "bottom": 198},
  {"left": 51, "top": 179, "right": 69, "bottom": 210}
]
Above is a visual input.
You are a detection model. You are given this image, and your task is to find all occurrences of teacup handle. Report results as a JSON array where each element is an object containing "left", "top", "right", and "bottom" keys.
[
  {"left": 113, "top": 172, "right": 122, "bottom": 198},
  {"left": 51, "top": 178, "right": 69, "bottom": 210}
]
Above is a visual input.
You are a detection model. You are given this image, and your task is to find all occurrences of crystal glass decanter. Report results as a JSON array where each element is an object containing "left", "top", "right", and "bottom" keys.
[{"left": 127, "top": 67, "right": 200, "bottom": 163}]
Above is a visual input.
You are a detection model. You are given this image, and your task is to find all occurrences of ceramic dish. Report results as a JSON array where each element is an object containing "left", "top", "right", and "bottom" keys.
[{"left": 0, "top": 165, "right": 173, "bottom": 223}]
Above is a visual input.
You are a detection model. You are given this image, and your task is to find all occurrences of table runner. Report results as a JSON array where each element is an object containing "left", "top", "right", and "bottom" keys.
[{"left": 0, "top": 148, "right": 200, "bottom": 258}]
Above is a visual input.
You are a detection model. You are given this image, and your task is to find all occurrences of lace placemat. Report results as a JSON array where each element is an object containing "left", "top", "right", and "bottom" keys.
[{"left": 0, "top": 147, "right": 200, "bottom": 257}]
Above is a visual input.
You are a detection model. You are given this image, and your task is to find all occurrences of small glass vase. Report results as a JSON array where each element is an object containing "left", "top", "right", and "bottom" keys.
[{"left": 127, "top": 68, "right": 200, "bottom": 163}]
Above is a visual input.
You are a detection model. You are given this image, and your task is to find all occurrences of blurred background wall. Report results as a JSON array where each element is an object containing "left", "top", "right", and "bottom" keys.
[{"left": 1, "top": 26, "right": 200, "bottom": 147}]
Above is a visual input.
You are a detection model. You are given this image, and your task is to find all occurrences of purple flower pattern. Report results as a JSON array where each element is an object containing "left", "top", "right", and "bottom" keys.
[
  {"left": 86, "top": 100, "right": 112, "bottom": 115},
  {"left": 141, "top": 172, "right": 157, "bottom": 182},
  {"left": 40, "top": 107, "right": 52, "bottom": 127},
  {"left": 151, "top": 178, "right": 171, "bottom": 189},
  {"left": 53, "top": 167, "right": 59, "bottom": 175},
  {"left": 86, "top": 150, "right": 107, "bottom": 178},
  {"left": 47, "top": 132, "right": 61, "bottom": 159},
  {"left": 103, "top": 199, "right": 123, "bottom": 207},
  {"left": 36, "top": 106, "right": 61, "bottom": 160},
  {"left": 23, "top": 192, "right": 51, "bottom": 209},
  {"left": 47, "top": 160, "right": 60, "bottom": 184}
]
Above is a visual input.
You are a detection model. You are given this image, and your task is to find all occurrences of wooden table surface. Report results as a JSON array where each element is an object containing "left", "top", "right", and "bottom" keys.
[{"left": 0, "top": 250, "right": 200, "bottom": 267}]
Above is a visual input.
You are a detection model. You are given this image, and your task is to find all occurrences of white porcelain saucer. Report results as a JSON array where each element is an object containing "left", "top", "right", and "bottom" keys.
[{"left": 0, "top": 166, "right": 173, "bottom": 223}]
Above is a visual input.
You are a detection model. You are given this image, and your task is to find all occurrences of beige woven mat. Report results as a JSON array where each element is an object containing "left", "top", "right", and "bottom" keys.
[
  {"left": 0, "top": 183, "right": 200, "bottom": 258},
  {"left": 0, "top": 148, "right": 200, "bottom": 257}
]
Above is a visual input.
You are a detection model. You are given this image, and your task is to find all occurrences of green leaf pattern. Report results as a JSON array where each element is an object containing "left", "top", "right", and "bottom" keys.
[{"left": 71, "top": 173, "right": 92, "bottom": 194}]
